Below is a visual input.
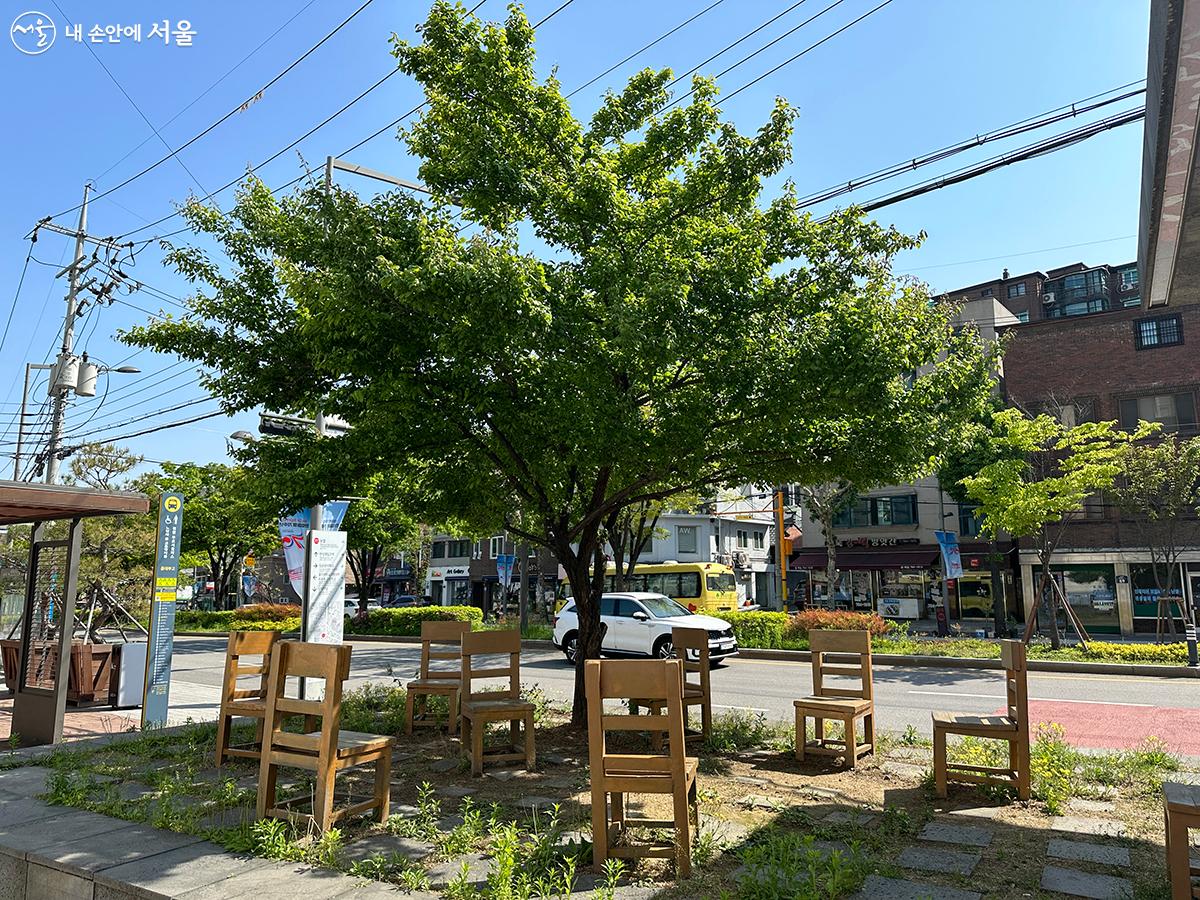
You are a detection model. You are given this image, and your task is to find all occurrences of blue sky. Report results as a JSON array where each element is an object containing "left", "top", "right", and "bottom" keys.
[{"left": 0, "top": 0, "right": 1150, "bottom": 474}]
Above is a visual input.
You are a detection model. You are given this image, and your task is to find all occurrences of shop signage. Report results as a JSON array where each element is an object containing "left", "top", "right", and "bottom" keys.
[
  {"left": 934, "top": 531, "right": 964, "bottom": 579},
  {"left": 384, "top": 564, "right": 412, "bottom": 578},
  {"left": 304, "top": 530, "right": 347, "bottom": 646},
  {"left": 837, "top": 537, "right": 921, "bottom": 547},
  {"left": 143, "top": 491, "right": 183, "bottom": 728},
  {"left": 430, "top": 566, "right": 469, "bottom": 579}
]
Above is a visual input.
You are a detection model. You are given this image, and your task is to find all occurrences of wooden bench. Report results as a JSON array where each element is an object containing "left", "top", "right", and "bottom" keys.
[
  {"left": 215, "top": 631, "right": 280, "bottom": 767},
  {"left": 587, "top": 658, "right": 698, "bottom": 878},
  {"left": 793, "top": 629, "right": 875, "bottom": 768},
  {"left": 256, "top": 641, "right": 393, "bottom": 831},
  {"left": 933, "top": 639, "right": 1030, "bottom": 800},
  {"left": 459, "top": 630, "right": 535, "bottom": 776},
  {"left": 406, "top": 620, "right": 471, "bottom": 735},
  {"left": 631, "top": 627, "right": 712, "bottom": 749},
  {"left": 1164, "top": 781, "right": 1200, "bottom": 899}
]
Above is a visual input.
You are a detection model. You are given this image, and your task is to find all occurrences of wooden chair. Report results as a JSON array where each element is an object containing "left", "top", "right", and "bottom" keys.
[
  {"left": 793, "top": 629, "right": 875, "bottom": 768},
  {"left": 932, "top": 640, "right": 1030, "bottom": 800},
  {"left": 630, "top": 627, "right": 712, "bottom": 749},
  {"left": 459, "top": 630, "right": 535, "bottom": 776},
  {"left": 1163, "top": 781, "right": 1200, "bottom": 899},
  {"left": 406, "top": 619, "right": 471, "bottom": 735},
  {"left": 586, "top": 658, "right": 698, "bottom": 878},
  {"left": 256, "top": 641, "right": 394, "bottom": 831},
  {"left": 215, "top": 631, "right": 280, "bottom": 767}
]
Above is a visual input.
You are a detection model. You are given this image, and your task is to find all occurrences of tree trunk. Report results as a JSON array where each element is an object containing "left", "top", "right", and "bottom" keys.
[
  {"left": 561, "top": 539, "right": 606, "bottom": 728},
  {"left": 1037, "top": 556, "right": 1061, "bottom": 650},
  {"left": 824, "top": 518, "right": 839, "bottom": 610}
]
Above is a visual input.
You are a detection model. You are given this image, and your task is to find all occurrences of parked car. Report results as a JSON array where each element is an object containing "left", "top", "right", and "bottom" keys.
[
  {"left": 382, "top": 594, "right": 421, "bottom": 608},
  {"left": 344, "top": 598, "right": 382, "bottom": 616},
  {"left": 552, "top": 591, "right": 738, "bottom": 665}
]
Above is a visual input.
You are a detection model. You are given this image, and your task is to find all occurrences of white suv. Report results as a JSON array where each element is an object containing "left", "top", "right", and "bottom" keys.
[{"left": 552, "top": 591, "right": 738, "bottom": 665}]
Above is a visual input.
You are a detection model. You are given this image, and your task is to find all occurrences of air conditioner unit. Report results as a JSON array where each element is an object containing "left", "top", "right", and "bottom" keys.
[
  {"left": 734, "top": 550, "right": 750, "bottom": 568},
  {"left": 1042, "top": 291, "right": 1056, "bottom": 304}
]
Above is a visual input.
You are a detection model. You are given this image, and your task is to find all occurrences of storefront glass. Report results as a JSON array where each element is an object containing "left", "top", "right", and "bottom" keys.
[
  {"left": 1034, "top": 564, "right": 1120, "bottom": 635},
  {"left": 447, "top": 578, "right": 471, "bottom": 604},
  {"left": 877, "top": 570, "right": 927, "bottom": 620},
  {"left": 1130, "top": 562, "right": 1186, "bottom": 632}
]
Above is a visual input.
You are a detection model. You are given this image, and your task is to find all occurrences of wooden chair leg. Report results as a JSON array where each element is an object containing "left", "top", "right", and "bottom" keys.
[
  {"left": 591, "top": 787, "right": 608, "bottom": 875},
  {"left": 256, "top": 759, "right": 278, "bottom": 820},
  {"left": 1014, "top": 735, "right": 1031, "bottom": 801},
  {"left": 375, "top": 751, "right": 391, "bottom": 823},
  {"left": 314, "top": 761, "right": 337, "bottom": 832},
  {"left": 471, "top": 715, "right": 485, "bottom": 776},
  {"left": 524, "top": 711, "right": 536, "bottom": 771},
  {"left": 611, "top": 791, "right": 625, "bottom": 828},
  {"left": 405, "top": 689, "right": 416, "bottom": 735},
  {"left": 933, "top": 725, "right": 948, "bottom": 799},
  {"left": 844, "top": 715, "right": 856, "bottom": 768},
  {"left": 510, "top": 718, "right": 521, "bottom": 752},
  {"left": 863, "top": 709, "right": 875, "bottom": 751},
  {"left": 701, "top": 697, "right": 712, "bottom": 741},
  {"left": 673, "top": 785, "right": 691, "bottom": 878},
  {"left": 1167, "top": 811, "right": 1191, "bottom": 900},
  {"left": 214, "top": 712, "right": 230, "bottom": 768},
  {"left": 815, "top": 717, "right": 825, "bottom": 747},
  {"left": 795, "top": 709, "right": 805, "bottom": 762},
  {"left": 448, "top": 688, "right": 460, "bottom": 736}
]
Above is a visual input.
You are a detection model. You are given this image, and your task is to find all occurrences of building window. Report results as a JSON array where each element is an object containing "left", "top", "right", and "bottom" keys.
[
  {"left": 445, "top": 539, "right": 471, "bottom": 557},
  {"left": 736, "top": 529, "right": 749, "bottom": 548},
  {"left": 1119, "top": 266, "right": 1140, "bottom": 291},
  {"left": 958, "top": 503, "right": 983, "bottom": 537},
  {"left": 1119, "top": 393, "right": 1198, "bottom": 433},
  {"left": 1007, "top": 282, "right": 1026, "bottom": 298},
  {"left": 753, "top": 531, "right": 765, "bottom": 550},
  {"left": 432, "top": 541, "right": 446, "bottom": 559},
  {"left": 1134, "top": 314, "right": 1183, "bottom": 349},
  {"left": 1123, "top": 295, "right": 1142, "bottom": 308},
  {"left": 1015, "top": 310, "right": 1030, "bottom": 323},
  {"left": 676, "top": 525, "right": 698, "bottom": 554},
  {"left": 490, "top": 535, "right": 505, "bottom": 558},
  {"left": 832, "top": 495, "right": 918, "bottom": 528},
  {"left": 981, "top": 287, "right": 994, "bottom": 297}
]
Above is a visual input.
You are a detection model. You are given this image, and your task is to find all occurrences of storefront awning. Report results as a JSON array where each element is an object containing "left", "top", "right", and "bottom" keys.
[{"left": 790, "top": 547, "right": 940, "bottom": 570}]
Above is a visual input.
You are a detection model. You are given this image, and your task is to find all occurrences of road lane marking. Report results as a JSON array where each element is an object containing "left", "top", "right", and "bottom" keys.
[
  {"left": 907, "top": 690, "right": 1158, "bottom": 708},
  {"left": 712, "top": 704, "right": 769, "bottom": 713}
]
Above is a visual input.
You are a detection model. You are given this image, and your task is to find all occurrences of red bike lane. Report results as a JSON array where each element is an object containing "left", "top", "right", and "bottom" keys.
[{"left": 1022, "top": 699, "right": 1200, "bottom": 755}]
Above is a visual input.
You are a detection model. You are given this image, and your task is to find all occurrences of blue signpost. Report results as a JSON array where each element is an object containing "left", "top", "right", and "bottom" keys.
[{"left": 142, "top": 492, "right": 184, "bottom": 728}]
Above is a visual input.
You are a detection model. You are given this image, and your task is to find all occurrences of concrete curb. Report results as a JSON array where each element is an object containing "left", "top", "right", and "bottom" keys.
[{"left": 174, "top": 631, "right": 1196, "bottom": 678}]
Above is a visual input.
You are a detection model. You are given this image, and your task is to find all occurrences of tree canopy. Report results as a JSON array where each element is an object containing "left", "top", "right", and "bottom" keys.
[{"left": 124, "top": 1, "right": 996, "bottom": 720}]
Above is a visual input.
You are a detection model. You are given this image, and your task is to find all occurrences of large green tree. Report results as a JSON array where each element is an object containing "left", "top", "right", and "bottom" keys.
[
  {"left": 962, "top": 409, "right": 1152, "bottom": 648},
  {"left": 124, "top": 1, "right": 994, "bottom": 722},
  {"left": 343, "top": 473, "right": 417, "bottom": 615},
  {"left": 145, "top": 462, "right": 278, "bottom": 610}
]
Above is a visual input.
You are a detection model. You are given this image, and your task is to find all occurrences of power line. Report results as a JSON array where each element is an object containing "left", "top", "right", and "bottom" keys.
[
  {"left": 68, "top": 409, "right": 229, "bottom": 447},
  {"left": 907, "top": 235, "right": 1137, "bottom": 274},
  {"left": 565, "top": 0, "right": 730, "bottom": 98},
  {"left": 92, "top": 0, "right": 322, "bottom": 185},
  {"left": 48, "top": 0, "right": 382, "bottom": 221},
  {"left": 0, "top": 240, "right": 34, "bottom": 362}
]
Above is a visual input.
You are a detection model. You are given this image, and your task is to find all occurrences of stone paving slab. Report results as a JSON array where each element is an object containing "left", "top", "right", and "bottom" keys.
[
  {"left": 1050, "top": 816, "right": 1128, "bottom": 838},
  {"left": 426, "top": 851, "right": 489, "bottom": 889},
  {"left": 1068, "top": 798, "right": 1116, "bottom": 815},
  {"left": 0, "top": 806, "right": 143, "bottom": 856},
  {"left": 0, "top": 796, "right": 65, "bottom": 829},
  {"left": 436, "top": 785, "right": 475, "bottom": 798},
  {"left": 823, "top": 809, "right": 877, "bottom": 826},
  {"left": 0, "top": 765, "right": 51, "bottom": 797},
  {"left": 337, "top": 833, "right": 434, "bottom": 864},
  {"left": 919, "top": 822, "right": 993, "bottom": 847},
  {"left": 1040, "top": 864, "right": 1133, "bottom": 899},
  {"left": 852, "top": 874, "right": 981, "bottom": 899},
  {"left": 172, "top": 861, "right": 380, "bottom": 899},
  {"left": 944, "top": 805, "right": 1003, "bottom": 820},
  {"left": 898, "top": 845, "right": 982, "bottom": 876},
  {"left": 27, "top": 822, "right": 204, "bottom": 878},
  {"left": 881, "top": 760, "right": 926, "bottom": 779},
  {"left": 94, "top": 841, "right": 276, "bottom": 900},
  {"left": 1047, "top": 839, "right": 1131, "bottom": 867}
]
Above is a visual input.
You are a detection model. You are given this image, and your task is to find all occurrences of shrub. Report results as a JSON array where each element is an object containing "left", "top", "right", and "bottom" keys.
[
  {"left": 345, "top": 605, "right": 483, "bottom": 636},
  {"left": 230, "top": 603, "right": 300, "bottom": 622},
  {"left": 174, "top": 608, "right": 301, "bottom": 633},
  {"left": 723, "top": 611, "right": 788, "bottom": 648},
  {"left": 785, "top": 609, "right": 893, "bottom": 642},
  {"left": 1066, "top": 640, "right": 1187, "bottom": 664}
]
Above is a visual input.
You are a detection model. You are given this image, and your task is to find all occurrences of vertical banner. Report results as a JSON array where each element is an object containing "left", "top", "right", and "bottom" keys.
[
  {"left": 496, "top": 553, "right": 516, "bottom": 589},
  {"left": 142, "top": 491, "right": 184, "bottom": 728},
  {"left": 935, "top": 530, "right": 964, "bottom": 579},
  {"left": 304, "top": 529, "right": 348, "bottom": 646},
  {"left": 279, "top": 500, "right": 350, "bottom": 595}
]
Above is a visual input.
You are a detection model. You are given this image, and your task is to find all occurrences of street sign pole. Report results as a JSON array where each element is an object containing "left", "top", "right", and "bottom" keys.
[{"left": 142, "top": 492, "right": 184, "bottom": 728}]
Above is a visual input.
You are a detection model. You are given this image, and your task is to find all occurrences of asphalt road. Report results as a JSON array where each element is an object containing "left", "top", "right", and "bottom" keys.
[{"left": 167, "top": 635, "right": 1200, "bottom": 753}]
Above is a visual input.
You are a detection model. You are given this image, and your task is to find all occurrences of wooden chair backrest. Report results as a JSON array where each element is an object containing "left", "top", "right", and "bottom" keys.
[
  {"left": 262, "top": 641, "right": 352, "bottom": 759},
  {"left": 809, "top": 629, "right": 872, "bottom": 702},
  {"left": 420, "top": 619, "right": 471, "bottom": 681},
  {"left": 671, "top": 627, "right": 709, "bottom": 698},
  {"left": 461, "top": 629, "right": 520, "bottom": 703},
  {"left": 999, "top": 640, "right": 1028, "bottom": 731},
  {"left": 586, "top": 659, "right": 686, "bottom": 780},
  {"left": 222, "top": 630, "right": 280, "bottom": 703}
]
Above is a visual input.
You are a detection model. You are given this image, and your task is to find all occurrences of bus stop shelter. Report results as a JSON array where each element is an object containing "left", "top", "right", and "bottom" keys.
[{"left": 0, "top": 481, "right": 149, "bottom": 745}]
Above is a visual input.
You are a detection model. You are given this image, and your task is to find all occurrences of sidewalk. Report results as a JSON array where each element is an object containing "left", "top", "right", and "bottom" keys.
[{"left": 0, "top": 763, "right": 410, "bottom": 899}]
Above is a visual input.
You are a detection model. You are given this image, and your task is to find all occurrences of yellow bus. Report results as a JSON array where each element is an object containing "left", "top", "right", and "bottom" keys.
[{"left": 602, "top": 562, "right": 740, "bottom": 614}]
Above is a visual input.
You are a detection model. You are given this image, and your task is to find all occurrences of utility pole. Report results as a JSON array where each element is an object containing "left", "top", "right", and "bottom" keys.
[
  {"left": 44, "top": 185, "right": 90, "bottom": 484},
  {"left": 774, "top": 487, "right": 789, "bottom": 612},
  {"left": 13, "top": 362, "right": 53, "bottom": 480}
]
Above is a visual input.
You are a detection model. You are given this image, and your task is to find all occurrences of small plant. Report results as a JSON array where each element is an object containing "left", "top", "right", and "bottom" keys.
[
  {"left": 704, "top": 709, "right": 791, "bottom": 754},
  {"left": 592, "top": 858, "right": 625, "bottom": 900},
  {"left": 692, "top": 826, "right": 720, "bottom": 866},
  {"left": 443, "top": 860, "right": 483, "bottom": 900},
  {"left": 398, "top": 864, "right": 433, "bottom": 892},
  {"left": 900, "top": 724, "right": 920, "bottom": 746},
  {"left": 736, "top": 829, "right": 867, "bottom": 899},
  {"left": 389, "top": 781, "right": 442, "bottom": 842},
  {"left": 439, "top": 797, "right": 485, "bottom": 857}
]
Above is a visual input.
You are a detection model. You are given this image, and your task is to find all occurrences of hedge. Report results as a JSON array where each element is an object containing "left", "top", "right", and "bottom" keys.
[
  {"left": 722, "top": 611, "right": 788, "bottom": 649},
  {"left": 344, "top": 605, "right": 483, "bottom": 636},
  {"left": 784, "top": 609, "right": 895, "bottom": 641},
  {"left": 174, "top": 607, "right": 301, "bottom": 633}
]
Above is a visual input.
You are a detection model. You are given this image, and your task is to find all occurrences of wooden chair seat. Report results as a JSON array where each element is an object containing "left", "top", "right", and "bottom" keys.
[
  {"left": 1164, "top": 781, "right": 1200, "bottom": 899},
  {"left": 406, "top": 620, "right": 471, "bottom": 736},
  {"left": 794, "top": 630, "right": 875, "bottom": 769},
  {"left": 257, "top": 642, "right": 393, "bottom": 831},
  {"left": 630, "top": 628, "right": 713, "bottom": 751},
  {"left": 588, "top": 659, "right": 698, "bottom": 878},
  {"left": 932, "top": 712, "right": 1018, "bottom": 733},
  {"left": 460, "top": 630, "right": 535, "bottom": 776},
  {"left": 933, "top": 641, "right": 1030, "bottom": 802},
  {"left": 794, "top": 695, "right": 872, "bottom": 715}
]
